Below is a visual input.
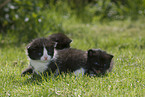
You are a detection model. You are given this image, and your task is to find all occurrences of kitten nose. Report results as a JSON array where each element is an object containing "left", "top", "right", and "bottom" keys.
[{"left": 44, "top": 57, "right": 47, "bottom": 60}]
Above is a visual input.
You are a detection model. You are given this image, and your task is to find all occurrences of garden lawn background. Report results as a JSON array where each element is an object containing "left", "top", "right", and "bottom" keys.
[{"left": 0, "top": 18, "right": 145, "bottom": 96}]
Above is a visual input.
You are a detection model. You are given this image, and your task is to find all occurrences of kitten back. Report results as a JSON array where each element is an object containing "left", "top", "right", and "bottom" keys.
[{"left": 53, "top": 48, "right": 88, "bottom": 73}]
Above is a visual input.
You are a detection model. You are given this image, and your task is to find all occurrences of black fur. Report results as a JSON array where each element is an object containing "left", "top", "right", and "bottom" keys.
[
  {"left": 50, "top": 48, "right": 88, "bottom": 74},
  {"left": 57, "top": 48, "right": 87, "bottom": 73},
  {"left": 47, "top": 33, "right": 72, "bottom": 50},
  {"left": 21, "top": 66, "right": 33, "bottom": 76},
  {"left": 87, "top": 49, "right": 114, "bottom": 75}
]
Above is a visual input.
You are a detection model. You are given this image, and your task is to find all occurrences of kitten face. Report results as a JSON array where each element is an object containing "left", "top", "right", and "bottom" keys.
[
  {"left": 27, "top": 38, "right": 54, "bottom": 61},
  {"left": 47, "top": 33, "right": 72, "bottom": 49},
  {"left": 27, "top": 38, "right": 55, "bottom": 73},
  {"left": 87, "top": 49, "right": 113, "bottom": 75}
]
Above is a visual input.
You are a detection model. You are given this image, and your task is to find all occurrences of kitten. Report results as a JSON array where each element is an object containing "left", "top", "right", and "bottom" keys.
[
  {"left": 52, "top": 48, "right": 114, "bottom": 77},
  {"left": 21, "top": 33, "right": 72, "bottom": 76},
  {"left": 87, "top": 49, "right": 114, "bottom": 76},
  {"left": 21, "top": 38, "right": 55, "bottom": 76},
  {"left": 47, "top": 33, "right": 72, "bottom": 50}
]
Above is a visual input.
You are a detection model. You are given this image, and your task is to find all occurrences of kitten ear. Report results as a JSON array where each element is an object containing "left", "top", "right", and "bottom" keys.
[
  {"left": 27, "top": 45, "right": 30, "bottom": 49},
  {"left": 110, "top": 54, "right": 114, "bottom": 58},
  {"left": 26, "top": 43, "right": 31, "bottom": 50},
  {"left": 69, "top": 39, "right": 72, "bottom": 43},
  {"left": 88, "top": 49, "right": 94, "bottom": 57},
  {"left": 109, "top": 54, "right": 114, "bottom": 60},
  {"left": 106, "top": 54, "right": 114, "bottom": 61},
  {"left": 26, "top": 40, "right": 33, "bottom": 49}
]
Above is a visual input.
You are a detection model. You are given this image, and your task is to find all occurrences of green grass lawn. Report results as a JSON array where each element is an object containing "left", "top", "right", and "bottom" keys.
[{"left": 0, "top": 18, "right": 145, "bottom": 96}]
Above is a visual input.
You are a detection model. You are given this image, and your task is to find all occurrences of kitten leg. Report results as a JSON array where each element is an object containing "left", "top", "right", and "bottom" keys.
[
  {"left": 21, "top": 66, "right": 33, "bottom": 77},
  {"left": 88, "top": 70, "right": 97, "bottom": 76},
  {"left": 74, "top": 68, "right": 85, "bottom": 77},
  {"left": 54, "top": 69, "right": 59, "bottom": 76}
]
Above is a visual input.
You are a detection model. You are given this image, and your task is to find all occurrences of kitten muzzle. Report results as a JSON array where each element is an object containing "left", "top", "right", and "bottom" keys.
[
  {"left": 93, "top": 68, "right": 101, "bottom": 74},
  {"left": 44, "top": 57, "right": 48, "bottom": 60}
]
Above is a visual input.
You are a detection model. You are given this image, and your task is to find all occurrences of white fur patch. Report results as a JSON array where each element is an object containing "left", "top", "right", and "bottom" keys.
[
  {"left": 53, "top": 49, "right": 58, "bottom": 60},
  {"left": 30, "top": 59, "right": 50, "bottom": 74},
  {"left": 41, "top": 47, "right": 51, "bottom": 61},
  {"left": 74, "top": 68, "right": 86, "bottom": 76}
]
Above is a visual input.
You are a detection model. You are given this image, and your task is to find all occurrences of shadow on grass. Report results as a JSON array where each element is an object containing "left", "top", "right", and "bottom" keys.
[
  {"left": 86, "top": 73, "right": 109, "bottom": 78},
  {"left": 21, "top": 73, "right": 58, "bottom": 85},
  {"left": 21, "top": 72, "right": 109, "bottom": 85}
]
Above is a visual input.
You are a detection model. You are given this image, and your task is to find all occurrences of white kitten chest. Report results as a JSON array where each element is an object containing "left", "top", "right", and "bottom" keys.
[{"left": 30, "top": 60, "right": 50, "bottom": 74}]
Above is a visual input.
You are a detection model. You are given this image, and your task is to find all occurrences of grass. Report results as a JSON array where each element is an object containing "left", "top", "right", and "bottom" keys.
[{"left": 0, "top": 18, "right": 145, "bottom": 96}]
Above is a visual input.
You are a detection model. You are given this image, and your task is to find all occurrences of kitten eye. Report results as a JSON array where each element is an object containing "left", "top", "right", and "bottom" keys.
[
  {"left": 46, "top": 48, "right": 53, "bottom": 55},
  {"left": 47, "top": 51, "right": 52, "bottom": 55},
  {"left": 94, "top": 62, "right": 99, "bottom": 65},
  {"left": 32, "top": 50, "right": 36, "bottom": 53},
  {"left": 104, "top": 64, "right": 108, "bottom": 67},
  {"left": 38, "top": 52, "right": 42, "bottom": 56}
]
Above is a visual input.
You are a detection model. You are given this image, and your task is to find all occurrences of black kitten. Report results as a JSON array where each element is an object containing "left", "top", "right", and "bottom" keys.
[
  {"left": 47, "top": 33, "right": 72, "bottom": 50},
  {"left": 51, "top": 48, "right": 114, "bottom": 77},
  {"left": 87, "top": 49, "right": 114, "bottom": 76}
]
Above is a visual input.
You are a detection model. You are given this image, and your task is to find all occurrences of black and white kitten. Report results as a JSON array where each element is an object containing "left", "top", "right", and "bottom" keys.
[
  {"left": 87, "top": 49, "right": 114, "bottom": 76},
  {"left": 21, "top": 38, "right": 55, "bottom": 76},
  {"left": 21, "top": 33, "right": 72, "bottom": 76}
]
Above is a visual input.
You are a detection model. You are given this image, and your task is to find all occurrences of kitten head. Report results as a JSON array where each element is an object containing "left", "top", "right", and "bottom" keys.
[
  {"left": 47, "top": 33, "right": 72, "bottom": 49},
  {"left": 27, "top": 38, "right": 55, "bottom": 62},
  {"left": 87, "top": 49, "right": 113, "bottom": 75}
]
